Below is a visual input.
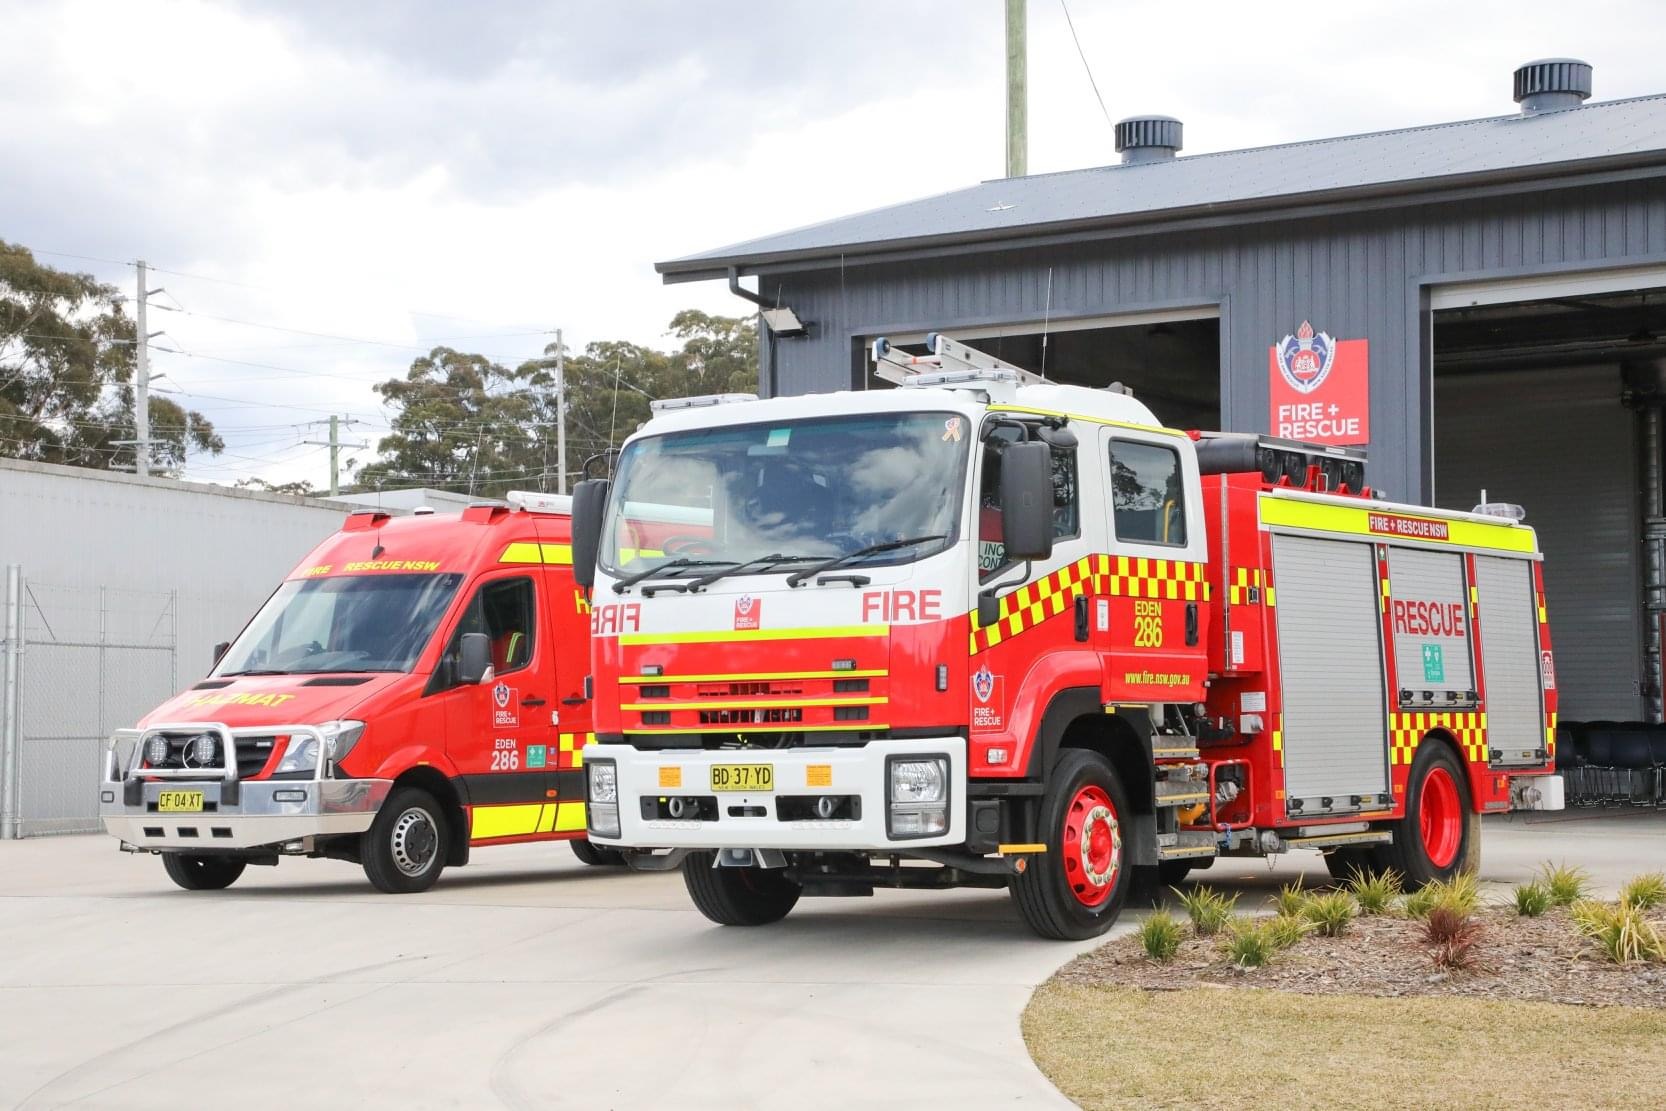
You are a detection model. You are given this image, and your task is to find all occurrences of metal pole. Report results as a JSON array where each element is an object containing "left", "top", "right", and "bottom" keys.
[
  {"left": 1005, "top": 0, "right": 1028, "bottom": 179},
  {"left": 328, "top": 414, "right": 340, "bottom": 497},
  {"left": 1, "top": 565, "right": 24, "bottom": 839},
  {"left": 555, "top": 327, "right": 568, "bottom": 495},
  {"left": 135, "top": 260, "right": 150, "bottom": 477}
]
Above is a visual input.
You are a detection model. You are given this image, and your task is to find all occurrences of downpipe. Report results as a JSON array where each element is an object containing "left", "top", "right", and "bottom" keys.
[{"left": 1625, "top": 360, "right": 1666, "bottom": 723}]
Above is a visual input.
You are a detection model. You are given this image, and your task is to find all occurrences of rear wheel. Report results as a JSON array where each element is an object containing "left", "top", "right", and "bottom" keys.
[
  {"left": 1010, "top": 748, "right": 1133, "bottom": 940},
  {"left": 682, "top": 851, "right": 801, "bottom": 926},
  {"left": 570, "top": 839, "right": 626, "bottom": 867},
  {"left": 1381, "top": 743, "right": 1478, "bottom": 887},
  {"left": 362, "top": 788, "right": 447, "bottom": 894},
  {"left": 161, "top": 854, "right": 246, "bottom": 891}
]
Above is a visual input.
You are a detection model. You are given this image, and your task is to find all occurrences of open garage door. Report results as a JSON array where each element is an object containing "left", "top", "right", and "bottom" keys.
[
  {"left": 866, "top": 311, "right": 1221, "bottom": 431},
  {"left": 1433, "top": 286, "right": 1666, "bottom": 721}
]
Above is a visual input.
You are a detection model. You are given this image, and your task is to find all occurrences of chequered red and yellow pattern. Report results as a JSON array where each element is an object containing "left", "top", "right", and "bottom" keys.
[
  {"left": 557, "top": 731, "right": 593, "bottom": 769},
  {"left": 969, "top": 555, "right": 1209, "bottom": 654},
  {"left": 1228, "top": 567, "right": 1263, "bottom": 606},
  {"left": 1391, "top": 711, "right": 1485, "bottom": 766}
]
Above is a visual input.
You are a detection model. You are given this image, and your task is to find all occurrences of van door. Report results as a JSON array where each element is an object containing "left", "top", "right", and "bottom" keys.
[
  {"left": 534, "top": 516, "right": 593, "bottom": 831},
  {"left": 437, "top": 572, "right": 562, "bottom": 841}
]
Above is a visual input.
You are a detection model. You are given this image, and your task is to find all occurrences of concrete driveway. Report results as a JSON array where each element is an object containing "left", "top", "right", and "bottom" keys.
[{"left": 0, "top": 810, "right": 1658, "bottom": 1109}]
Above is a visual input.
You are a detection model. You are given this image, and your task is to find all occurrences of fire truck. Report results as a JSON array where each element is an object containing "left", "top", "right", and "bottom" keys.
[
  {"left": 572, "top": 334, "right": 1563, "bottom": 940},
  {"left": 99, "top": 492, "right": 612, "bottom": 893}
]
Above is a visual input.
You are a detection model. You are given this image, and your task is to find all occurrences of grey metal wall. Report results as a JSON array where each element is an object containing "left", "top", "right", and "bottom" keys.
[{"left": 757, "top": 176, "right": 1666, "bottom": 506}]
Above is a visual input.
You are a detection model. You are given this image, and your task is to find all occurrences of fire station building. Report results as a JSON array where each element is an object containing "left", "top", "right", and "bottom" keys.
[{"left": 657, "top": 58, "right": 1666, "bottom": 730}]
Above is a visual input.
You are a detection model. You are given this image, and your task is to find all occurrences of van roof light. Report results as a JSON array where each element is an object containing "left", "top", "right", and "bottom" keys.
[
  {"left": 505, "top": 490, "right": 574, "bottom": 515},
  {"left": 649, "top": 393, "right": 759, "bottom": 413}
]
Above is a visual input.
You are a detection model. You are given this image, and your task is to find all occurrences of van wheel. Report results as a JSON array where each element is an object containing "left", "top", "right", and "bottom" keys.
[
  {"left": 362, "top": 788, "right": 447, "bottom": 894},
  {"left": 1010, "top": 748, "right": 1132, "bottom": 940},
  {"left": 1381, "top": 743, "right": 1478, "bottom": 888},
  {"left": 682, "top": 851, "right": 801, "bottom": 925},
  {"left": 570, "top": 839, "right": 626, "bottom": 867},
  {"left": 162, "top": 854, "right": 247, "bottom": 891}
]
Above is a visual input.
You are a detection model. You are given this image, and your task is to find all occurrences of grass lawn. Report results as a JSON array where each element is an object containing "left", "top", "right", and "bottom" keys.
[{"left": 1024, "top": 983, "right": 1666, "bottom": 1110}]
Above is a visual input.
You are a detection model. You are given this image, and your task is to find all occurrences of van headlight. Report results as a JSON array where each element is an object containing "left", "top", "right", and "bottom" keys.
[
  {"left": 887, "top": 755, "right": 949, "bottom": 839},
  {"left": 587, "top": 760, "right": 620, "bottom": 838},
  {"left": 275, "top": 721, "right": 365, "bottom": 775}
]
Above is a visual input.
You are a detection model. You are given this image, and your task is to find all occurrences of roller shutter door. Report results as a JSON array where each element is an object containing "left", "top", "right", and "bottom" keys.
[
  {"left": 1386, "top": 547, "right": 1475, "bottom": 703},
  {"left": 1434, "top": 365, "right": 1639, "bottom": 719},
  {"left": 1475, "top": 555, "right": 1547, "bottom": 765},
  {"left": 1271, "top": 534, "right": 1390, "bottom": 802}
]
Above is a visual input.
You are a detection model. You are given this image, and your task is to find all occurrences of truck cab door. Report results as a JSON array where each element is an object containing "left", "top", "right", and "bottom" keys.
[
  {"left": 1098, "top": 428, "right": 1210, "bottom": 705},
  {"left": 533, "top": 516, "right": 594, "bottom": 817},
  {"left": 436, "top": 572, "right": 562, "bottom": 841}
]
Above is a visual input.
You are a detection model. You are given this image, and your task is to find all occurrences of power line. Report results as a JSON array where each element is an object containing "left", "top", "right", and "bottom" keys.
[{"left": 1058, "top": 0, "right": 1116, "bottom": 138}]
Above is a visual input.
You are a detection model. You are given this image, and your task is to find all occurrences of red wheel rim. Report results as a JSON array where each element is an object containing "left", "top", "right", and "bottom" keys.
[
  {"left": 1062, "top": 783, "right": 1121, "bottom": 908},
  {"left": 1418, "top": 765, "right": 1462, "bottom": 869}
]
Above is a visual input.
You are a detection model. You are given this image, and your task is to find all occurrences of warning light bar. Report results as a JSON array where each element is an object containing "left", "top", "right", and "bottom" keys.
[
  {"left": 1194, "top": 433, "right": 1367, "bottom": 495},
  {"left": 649, "top": 393, "right": 759, "bottom": 413},
  {"left": 505, "top": 491, "right": 574, "bottom": 515}
]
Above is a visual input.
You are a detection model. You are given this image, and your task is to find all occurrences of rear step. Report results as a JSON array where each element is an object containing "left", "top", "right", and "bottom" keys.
[
  {"left": 1283, "top": 830, "right": 1394, "bottom": 850},
  {"left": 1156, "top": 831, "right": 1218, "bottom": 860},
  {"left": 1151, "top": 741, "right": 1200, "bottom": 762}
]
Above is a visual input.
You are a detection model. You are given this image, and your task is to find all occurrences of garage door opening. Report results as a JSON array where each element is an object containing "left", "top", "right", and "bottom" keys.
[
  {"left": 1433, "top": 286, "right": 1666, "bottom": 731},
  {"left": 863, "top": 314, "right": 1221, "bottom": 431}
]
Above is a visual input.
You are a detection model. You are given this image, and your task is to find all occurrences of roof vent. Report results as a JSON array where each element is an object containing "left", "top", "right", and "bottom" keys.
[
  {"left": 1513, "top": 58, "right": 1592, "bottom": 114},
  {"left": 1115, "top": 115, "right": 1182, "bottom": 164}
]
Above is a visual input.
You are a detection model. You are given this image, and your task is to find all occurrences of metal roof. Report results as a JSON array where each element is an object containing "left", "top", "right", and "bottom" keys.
[{"left": 658, "top": 95, "right": 1666, "bottom": 281}]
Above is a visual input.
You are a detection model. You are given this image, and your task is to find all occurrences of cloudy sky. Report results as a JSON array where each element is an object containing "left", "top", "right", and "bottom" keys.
[{"left": 5, "top": 0, "right": 1661, "bottom": 488}]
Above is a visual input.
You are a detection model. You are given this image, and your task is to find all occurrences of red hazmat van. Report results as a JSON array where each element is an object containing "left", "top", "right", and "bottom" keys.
[{"left": 99, "top": 491, "right": 611, "bottom": 893}]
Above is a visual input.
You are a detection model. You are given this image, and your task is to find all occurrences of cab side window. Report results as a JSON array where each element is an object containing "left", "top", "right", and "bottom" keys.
[
  {"left": 979, "top": 427, "right": 1079, "bottom": 579},
  {"left": 447, "top": 577, "right": 536, "bottom": 679},
  {"left": 1109, "top": 440, "right": 1187, "bottom": 546}
]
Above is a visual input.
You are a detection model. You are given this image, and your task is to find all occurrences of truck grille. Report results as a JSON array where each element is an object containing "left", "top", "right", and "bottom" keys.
[
  {"left": 698, "top": 707, "right": 804, "bottom": 726},
  {"left": 141, "top": 733, "right": 276, "bottom": 779}
]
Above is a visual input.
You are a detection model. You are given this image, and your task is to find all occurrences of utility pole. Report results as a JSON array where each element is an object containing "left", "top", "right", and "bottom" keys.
[
  {"left": 555, "top": 327, "right": 568, "bottom": 495},
  {"left": 1005, "top": 0, "right": 1027, "bottom": 179},
  {"left": 134, "top": 260, "right": 150, "bottom": 477},
  {"left": 303, "top": 416, "right": 368, "bottom": 497}
]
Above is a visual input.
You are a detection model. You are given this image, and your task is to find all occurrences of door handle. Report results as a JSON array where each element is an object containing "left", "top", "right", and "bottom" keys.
[
  {"left": 522, "top": 696, "right": 548, "bottom": 707},
  {"left": 1185, "top": 603, "right": 1199, "bottom": 647},
  {"left": 1074, "top": 595, "right": 1090, "bottom": 642},
  {"left": 561, "top": 696, "right": 586, "bottom": 706}
]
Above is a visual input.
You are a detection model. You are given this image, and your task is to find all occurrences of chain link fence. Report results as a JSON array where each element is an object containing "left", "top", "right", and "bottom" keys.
[{"left": 1, "top": 566, "right": 177, "bottom": 836}]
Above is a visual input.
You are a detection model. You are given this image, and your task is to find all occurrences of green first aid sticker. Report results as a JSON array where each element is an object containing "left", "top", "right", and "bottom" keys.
[
  {"left": 1422, "top": 643, "right": 1445, "bottom": 684},
  {"left": 525, "top": 744, "right": 547, "bottom": 770}
]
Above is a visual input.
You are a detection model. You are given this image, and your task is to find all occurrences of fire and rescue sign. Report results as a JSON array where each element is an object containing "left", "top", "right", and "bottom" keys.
[{"left": 1269, "top": 321, "right": 1369, "bottom": 446}]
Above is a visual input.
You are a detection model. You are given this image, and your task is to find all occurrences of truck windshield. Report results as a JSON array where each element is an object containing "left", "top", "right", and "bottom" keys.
[
  {"left": 215, "top": 573, "right": 464, "bottom": 676},
  {"left": 601, "top": 411, "right": 970, "bottom": 577}
]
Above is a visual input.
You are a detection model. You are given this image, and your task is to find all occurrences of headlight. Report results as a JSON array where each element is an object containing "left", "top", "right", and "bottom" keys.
[
  {"left": 275, "top": 721, "right": 365, "bottom": 775},
  {"left": 144, "top": 735, "right": 170, "bottom": 766},
  {"left": 588, "top": 761, "right": 618, "bottom": 804},
  {"left": 890, "top": 758, "right": 946, "bottom": 804},
  {"left": 887, "top": 755, "right": 950, "bottom": 840}
]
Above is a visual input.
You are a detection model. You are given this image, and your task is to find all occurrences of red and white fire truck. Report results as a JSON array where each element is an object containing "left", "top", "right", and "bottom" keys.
[
  {"left": 100, "top": 492, "right": 612, "bottom": 893},
  {"left": 572, "top": 334, "right": 1563, "bottom": 940}
]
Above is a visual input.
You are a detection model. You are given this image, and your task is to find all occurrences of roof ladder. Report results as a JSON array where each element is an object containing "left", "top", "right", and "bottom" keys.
[{"left": 872, "top": 332, "right": 1047, "bottom": 388}]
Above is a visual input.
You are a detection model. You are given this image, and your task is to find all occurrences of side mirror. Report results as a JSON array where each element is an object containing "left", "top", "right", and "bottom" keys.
[
  {"left": 570, "top": 478, "right": 611, "bottom": 590},
  {"left": 999, "top": 440, "right": 1054, "bottom": 561},
  {"left": 212, "top": 641, "right": 231, "bottom": 668},
  {"left": 458, "top": 632, "right": 491, "bottom": 686}
]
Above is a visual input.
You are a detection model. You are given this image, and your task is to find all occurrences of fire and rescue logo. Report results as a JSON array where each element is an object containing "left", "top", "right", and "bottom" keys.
[
  {"left": 1274, "top": 321, "right": 1337, "bottom": 395},
  {"left": 734, "top": 595, "right": 761, "bottom": 631},
  {"left": 971, "top": 665, "right": 1004, "bottom": 731},
  {"left": 493, "top": 682, "right": 511, "bottom": 709},
  {"left": 972, "top": 665, "right": 995, "bottom": 703},
  {"left": 492, "top": 683, "right": 519, "bottom": 727}
]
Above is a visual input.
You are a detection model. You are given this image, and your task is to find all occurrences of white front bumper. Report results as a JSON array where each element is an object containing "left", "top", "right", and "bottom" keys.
[
  {"left": 587, "top": 737, "right": 967, "bottom": 851},
  {"left": 101, "top": 778, "right": 392, "bottom": 851}
]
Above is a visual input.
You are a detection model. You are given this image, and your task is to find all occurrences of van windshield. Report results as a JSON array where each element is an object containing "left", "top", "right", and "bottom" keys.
[
  {"left": 599, "top": 411, "right": 970, "bottom": 577},
  {"left": 215, "top": 573, "right": 463, "bottom": 676}
]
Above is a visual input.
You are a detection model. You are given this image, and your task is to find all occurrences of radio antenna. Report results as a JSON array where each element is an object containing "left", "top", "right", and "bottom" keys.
[{"left": 1040, "top": 266, "right": 1053, "bottom": 380}]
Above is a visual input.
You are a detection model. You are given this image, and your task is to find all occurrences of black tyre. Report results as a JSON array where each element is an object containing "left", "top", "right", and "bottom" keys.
[
  {"left": 361, "top": 788, "right": 447, "bottom": 894},
  {"left": 1157, "top": 860, "right": 1194, "bottom": 887},
  {"left": 570, "top": 839, "right": 626, "bottom": 867},
  {"left": 161, "top": 853, "right": 247, "bottom": 891},
  {"left": 1322, "top": 846, "right": 1382, "bottom": 883},
  {"left": 1379, "top": 743, "right": 1478, "bottom": 888},
  {"left": 1010, "top": 748, "right": 1133, "bottom": 940},
  {"left": 681, "top": 851, "right": 801, "bottom": 926}
]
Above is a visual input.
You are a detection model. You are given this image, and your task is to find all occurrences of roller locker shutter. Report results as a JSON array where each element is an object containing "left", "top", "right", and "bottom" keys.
[{"left": 1474, "top": 555, "right": 1547, "bottom": 766}]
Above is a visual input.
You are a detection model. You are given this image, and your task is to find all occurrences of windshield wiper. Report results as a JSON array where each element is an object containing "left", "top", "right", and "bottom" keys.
[
  {"left": 219, "top": 668, "right": 290, "bottom": 676},
  {"left": 785, "top": 534, "right": 950, "bottom": 588},
  {"left": 612, "top": 557, "right": 731, "bottom": 594},
  {"left": 684, "top": 553, "right": 822, "bottom": 591}
]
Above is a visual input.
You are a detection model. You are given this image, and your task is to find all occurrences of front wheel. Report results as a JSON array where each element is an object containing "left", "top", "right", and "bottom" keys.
[
  {"left": 361, "top": 788, "right": 448, "bottom": 894},
  {"left": 682, "top": 851, "right": 801, "bottom": 926},
  {"left": 162, "top": 854, "right": 247, "bottom": 891},
  {"left": 1010, "top": 748, "right": 1133, "bottom": 940},
  {"left": 1380, "top": 743, "right": 1479, "bottom": 887},
  {"left": 570, "top": 839, "right": 626, "bottom": 867}
]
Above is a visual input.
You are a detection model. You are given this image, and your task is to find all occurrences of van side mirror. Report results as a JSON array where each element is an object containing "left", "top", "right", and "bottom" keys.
[
  {"left": 458, "top": 632, "right": 491, "bottom": 686},
  {"left": 999, "top": 440, "right": 1054, "bottom": 561},
  {"left": 212, "top": 641, "right": 231, "bottom": 668},
  {"left": 570, "top": 478, "right": 611, "bottom": 590}
]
